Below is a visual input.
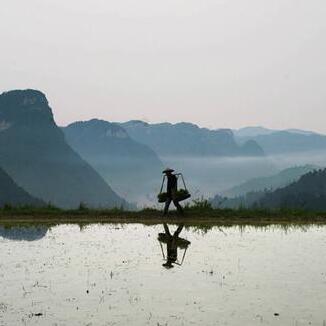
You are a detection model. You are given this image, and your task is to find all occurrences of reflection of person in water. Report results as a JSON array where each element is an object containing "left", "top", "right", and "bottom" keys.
[{"left": 158, "top": 223, "right": 191, "bottom": 269}]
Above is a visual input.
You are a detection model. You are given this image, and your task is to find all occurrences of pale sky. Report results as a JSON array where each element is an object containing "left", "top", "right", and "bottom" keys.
[{"left": 1, "top": 0, "right": 326, "bottom": 132}]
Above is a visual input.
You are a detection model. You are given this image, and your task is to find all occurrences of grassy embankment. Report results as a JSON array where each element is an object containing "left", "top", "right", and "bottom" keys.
[{"left": 0, "top": 200, "right": 326, "bottom": 227}]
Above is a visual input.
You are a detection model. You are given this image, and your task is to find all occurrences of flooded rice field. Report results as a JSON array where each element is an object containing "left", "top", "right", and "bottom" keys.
[{"left": 1, "top": 223, "right": 326, "bottom": 326}]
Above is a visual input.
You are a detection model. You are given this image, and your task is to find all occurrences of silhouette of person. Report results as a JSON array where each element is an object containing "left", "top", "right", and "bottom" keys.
[
  {"left": 162, "top": 168, "right": 184, "bottom": 215},
  {"left": 158, "top": 223, "right": 190, "bottom": 269}
]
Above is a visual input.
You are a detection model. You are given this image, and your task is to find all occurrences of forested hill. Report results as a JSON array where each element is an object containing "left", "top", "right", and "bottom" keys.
[
  {"left": 223, "top": 165, "right": 318, "bottom": 197},
  {"left": 258, "top": 169, "right": 326, "bottom": 211}
]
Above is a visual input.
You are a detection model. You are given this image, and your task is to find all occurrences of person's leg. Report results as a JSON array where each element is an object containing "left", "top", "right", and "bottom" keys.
[
  {"left": 173, "top": 224, "right": 184, "bottom": 237},
  {"left": 163, "top": 198, "right": 172, "bottom": 215},
  {"left": 163, "top": 223, "right": 171, "bottom": 236},
  {"left": 170, "top": 188, "right": 183, "bottom": 215},
  {"left": 173, "top": 199, "right": 184, "bottom": 215}
]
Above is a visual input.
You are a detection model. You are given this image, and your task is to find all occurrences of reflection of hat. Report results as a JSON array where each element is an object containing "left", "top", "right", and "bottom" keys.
[{"left": 162, "top": 168, "right": 175, "bottom": 174}]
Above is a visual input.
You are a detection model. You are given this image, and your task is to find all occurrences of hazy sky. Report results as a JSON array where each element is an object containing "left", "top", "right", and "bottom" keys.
[{"left": 1, "top": 0, "right": 326, "bottom": 131}]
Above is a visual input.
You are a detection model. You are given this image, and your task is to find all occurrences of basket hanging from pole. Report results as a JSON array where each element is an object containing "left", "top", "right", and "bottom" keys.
[{"left": 157, "top": 173, "right": 191, "bottom": 203}]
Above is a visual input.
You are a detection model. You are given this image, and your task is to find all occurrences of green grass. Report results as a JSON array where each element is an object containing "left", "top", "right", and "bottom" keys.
[{"left": 0, "top": 200, "right": 326, "bottom": 228}]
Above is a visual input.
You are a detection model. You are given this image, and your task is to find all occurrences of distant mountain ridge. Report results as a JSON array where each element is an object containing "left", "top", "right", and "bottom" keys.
[
  {"left": 210, "top": 165, "right": 319, "bottom": 209},
  {"left": 63, "top": 119, "right": 163, "bottom": 203},
  {"left": 223, "top": 165, "right": 318, "bottom": 197},
  {"left": 233, "top": 126, "right": 277, "bottom": 138},
  {"left": 235, "top": 127, "right": 326, "bottom": 154},
  {"left": 2, "top": 88, "right": 325, "bottom": 209},
  {"left": 119, "top": 120, "right": 264, "bottom": 157},
  {"left": 0, "top": 89, "right": 128, "bottom": 208},
  {"left": 212, "top": 167, "right": 326, "bottom": 211},
  {"left": 234, "top": 126, "right": 318, "bottom": 138}
]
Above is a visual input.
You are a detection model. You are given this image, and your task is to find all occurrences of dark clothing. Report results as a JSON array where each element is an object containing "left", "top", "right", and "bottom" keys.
[
  {"left": 166, "top": 174, "right": 177, "bottom": 196},
  {"left": 164, "top": 196, "right": 183, "bottom": 215},
  {"left": 163, "top": 224, "right": 184, "bottom": 263},
  {"left": 163, "top": 174, "right": 183, "bottom": 215}
]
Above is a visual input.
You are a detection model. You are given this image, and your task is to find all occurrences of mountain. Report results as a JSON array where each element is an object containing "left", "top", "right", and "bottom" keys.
[
  {"left": 233, "top": 126, "right": 317, "bottom": 139},
  {"left": 257, "top": 169, "right": 326, "bottom": 211},
  {"left": 119, "top": 121, "right": 265, "bottom": 157},
  {"left": 0, "top": 89, "right": 128, "bottom": 209},
  {"left": 0, "top": 166, "right": 44, "bottom": 207},
  {"left": 223, "top": 165, "right": 318, "bottom": 197},
  {"left": 233, "top": 126, "right": 277, "bottom": 138},
  {"left": 62, "top": 119, "right": 163, "bottom": 203},
  {"left": 285, "top": 129, "right": 317, "bottom": 136},
  {"left": 210, "top": 190, "right": 267, "bottom": 209},
  {"left": 236, "top": 130, "right": 326, "bottom": 155}
]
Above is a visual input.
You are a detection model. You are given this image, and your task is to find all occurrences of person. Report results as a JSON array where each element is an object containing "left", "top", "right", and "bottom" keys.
[
  {"left": 161, "top": 223, "right": 185, "bottom": 268},
  {"left": 162, "top": 168, "right": 184, "bottom": 215}
]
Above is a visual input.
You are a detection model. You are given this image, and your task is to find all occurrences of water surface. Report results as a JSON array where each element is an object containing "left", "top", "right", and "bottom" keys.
[{"left": 1, "top": 223, "right": 326, "bottom": 325}]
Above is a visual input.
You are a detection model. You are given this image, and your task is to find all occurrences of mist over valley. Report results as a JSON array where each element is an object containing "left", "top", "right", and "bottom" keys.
[{"left": 1, "top": 89, "right": 326, "bottom": 209}]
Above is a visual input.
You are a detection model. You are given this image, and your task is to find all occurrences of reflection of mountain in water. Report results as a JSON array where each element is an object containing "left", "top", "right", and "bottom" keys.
[{"left": 0, "top": 226, "right": 48, "bottom": 241}]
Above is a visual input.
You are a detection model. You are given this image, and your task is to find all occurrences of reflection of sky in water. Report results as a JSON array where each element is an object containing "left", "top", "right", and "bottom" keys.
[{"left": 1, "top": 223, "right": 326, "bottom": 325}]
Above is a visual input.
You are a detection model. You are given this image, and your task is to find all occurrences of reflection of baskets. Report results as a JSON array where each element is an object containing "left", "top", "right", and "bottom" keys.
[
  {"left": 158, "top": 233, "right": 191, "bottom": 249},
  {"left": 158, "top": 231, "right": 191, "bottom": 266},
  {"left": 157, "top": 173, "right": 191, "bottom": 203},
  {"left": 157, "top": 189, "right": 191, "bottom": 203}
]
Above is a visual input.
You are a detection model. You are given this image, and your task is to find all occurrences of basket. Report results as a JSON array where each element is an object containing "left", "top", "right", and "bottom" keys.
[
  {"left": 157, "top": 189, "right": 191, "bottom": 203},
  {"left": 157, "top": 174, "right": 191, "bottom": 203}
]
